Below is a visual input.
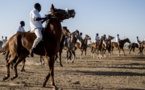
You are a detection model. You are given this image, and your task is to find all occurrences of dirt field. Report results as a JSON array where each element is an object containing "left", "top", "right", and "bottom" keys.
[{"left": 0, "top": 48, "right": 145, "bottom": 90}]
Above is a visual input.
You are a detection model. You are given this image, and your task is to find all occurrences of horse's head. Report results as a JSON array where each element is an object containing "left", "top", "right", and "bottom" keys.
[
  {"left": 102, "top": 34, "right": 106, "bottom": 41},
  {"left": 85, "top": 35, "right": 91, "bottom": 40},
  {"left": 49, "top": 4, "right": 75, "bottom": 21},
  {"left": 62, "top": 26, "right": 70, "bottom": 36},
  {"left": 108, "top": 35, "right": 114, "bottom": 40},
  {"left": 126, "top": 38, "right": 131, "bottom": 43}
]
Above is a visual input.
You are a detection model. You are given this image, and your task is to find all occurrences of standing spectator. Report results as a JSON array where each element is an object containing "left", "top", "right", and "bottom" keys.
[{"left": 2, "top": 36, "right": 8, "bottom": 48}]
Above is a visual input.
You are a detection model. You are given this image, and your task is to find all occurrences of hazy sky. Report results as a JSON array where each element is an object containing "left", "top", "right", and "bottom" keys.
[{"left": 0, "top": 0, "right": 145, "bottom": 42}]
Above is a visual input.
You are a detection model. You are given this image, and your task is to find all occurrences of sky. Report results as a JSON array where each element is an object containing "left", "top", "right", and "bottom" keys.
[{"left": 0, "top": 0, "right": 145, "bottom": 42}]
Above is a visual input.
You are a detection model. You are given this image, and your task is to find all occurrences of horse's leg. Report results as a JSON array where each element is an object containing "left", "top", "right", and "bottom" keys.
[
  {"left": 118, "top": 47, "right": 121, "bottom": 56},
  {"left": 59, "top": 51, "right": 63, "bottom": 67},
  {"left": 108, "top": 48, "right": 111, "bottom": 57},
  {"left": 96, "top": 49, "right": 99, "bottom": 58},
  {"left": 40, "top": 55, "right": 45, "bottom": 65},
  {"left": 122, "top": 48, "right": 126, "bottom": 56},
  {"left": 111, "top": 47, "right": 114, "bottom": 55},
  {"left": 133, "top": 48, "right": 135, "bottom": 55},
  {"left": 91, "top": 47, "right": 95, "bottom": 58},
  {"left": 80, "top": 49, "right": 83, "bottom": 59},
  {"left": 129, "top": 48, "right": 132, "bottom": 55},
  {"left": 3, "top": 54, "right": 17, "bottom": 81},
  {"left": 11, "top": 49, "right": 29, "bottom": 80},
  {"left": 11, "top": 58, "right": 24, "bottom": 80},
  {"left": 85, "top": 48, "right": 87, "bottom": 59},
  {"left": 21, "top": 59, "right": 26, "bottom": 72},
  {"left": 3, "top": 61, "right": 10, "bottom": 80},
  {"left": 66, "top": 50, "right": 70, "bottom": 63},
  {"left": 43, "top": 55, "right": 56, "bottom": 88},
  {"left": 71, "top": 50, "right": 75, "bottom": 63}
]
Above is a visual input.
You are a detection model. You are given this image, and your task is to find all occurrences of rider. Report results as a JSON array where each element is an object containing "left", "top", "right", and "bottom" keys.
[
  {"left": 63, "top": 26, "right": 69, "bottom": 47},
  {"left": 136, "top": 36, "right": 141, "bottom": 44},
  {"left": 103, "top": 34, "right": 106, "bottom": 47},
  {"left": 16, "top": 21, "right": 25, "bottom": 33},
  {"left": 29, "top": 3, "right": 48, "bottom": 57},
  {"left": 136, "top": 36, "right": 142, "bottom": 48},
  {"left": 79, "top": 32, "right": 83, "bottom": 48},
  {"left": 116, "top": 34, "right": 120, "bottom": 46},
  {"left": 95, "top": 33, "right": 99, "bottom": 45}
]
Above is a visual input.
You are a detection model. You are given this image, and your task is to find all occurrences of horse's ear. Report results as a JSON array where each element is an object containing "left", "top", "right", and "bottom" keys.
[
  {"left": 51, "top": 4, "right": 55, "bottom": 10},
  {"left": 50, "top": 4, "right": 55, "bottom": 15}
]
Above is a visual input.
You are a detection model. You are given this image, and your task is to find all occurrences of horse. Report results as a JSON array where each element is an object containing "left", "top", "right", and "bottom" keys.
[
  {"left": 96, "top": 35, "right": 106, "bottom": 58},
  {"left": 74, "top": 34, "right": 91, "bottom": 59},
  {"left": 0, "top": 4, "right": 75, "bottom": 89},
  {"left": 66, "top": 30, "right": 78, "bottom": 63},
  {"left": 139, "top": 41, "right": 145, "bottom": 55},
  {"left": 104, "top": 35, "right": 114, "bottom": 57},
  {"left": 90, "top": 39, "right": 106, "bottom": 58},
  {"left": 90, "top": 35, "right": 106, "bottom": 58},
  {"left": 128, "top": 42, "right": 139, "bottom": 55},
  {"left": 55, "top": 27, "right": 70, "bottom": 66},
  {"left": 111, "top": 38, "right": 131, "bottom": 56}
]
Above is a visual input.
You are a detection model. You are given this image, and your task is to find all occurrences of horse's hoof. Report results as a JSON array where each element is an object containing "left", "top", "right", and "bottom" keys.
[
  {"left": 3, "top": 76, "right": 9, "bottom": 81},
  {"left": 21, "top": 69, "right": 25, "bottom": 72},
  {"left": 11, "top": 76, "right": 17, "bottom": 80},
  {"left": 52, "top": 85, "right": 58, "bottom": 90},
  {"left": 42, "top": 82, "right": 46, "bottom": 87},
  {"left": 60, "top": 64, "right": 63, "bottom": 67}
]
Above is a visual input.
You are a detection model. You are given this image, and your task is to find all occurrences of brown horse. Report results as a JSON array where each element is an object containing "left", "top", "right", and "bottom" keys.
[
  {"left": 128, "top": 42, "right": 139, "bottom": 55},
  {"left": 139, "top": 41, "right": 145, "bottom": 55},
  {"left": 90, "top": 35, "right": 106, "bottom": 58},
  {"left": 90, "top": 39, "right": 106, "bottom": 58},
  {"left": 96, "top": 35, "right": 106, "bottom": 58},
  {"left": 74, "top": 34, "right": 91, "bottom": 59},
  {"left": 111, "top": 38, "right": 131, "bottom": 56},
  {"left": 0, "top": 4, "right": 75, "bottom": 89}
]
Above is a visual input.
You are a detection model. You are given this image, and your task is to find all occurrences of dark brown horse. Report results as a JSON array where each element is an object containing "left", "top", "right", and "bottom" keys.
[
  {"left": 0, "top": 4, "right": 75, "bottom": 89},
  {"left": 74, "top": 34, "right": 91, "bottom": 59},
  {"left": 128, "top": 42, "right": 139, "bottom": 55},
  {"left": 104, "top": 35, "right": 114, "bottom": 57},
  {"left": 55, "top": 27, "right": 70, "bottom": 66},
  {"left": 111, "top": 38, "right": 131, "bottom": 56}
]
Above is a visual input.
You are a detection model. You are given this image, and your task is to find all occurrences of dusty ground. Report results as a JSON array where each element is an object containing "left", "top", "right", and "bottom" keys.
[{"left": 0, "top": 48, "right": 145, "bottom": 90}]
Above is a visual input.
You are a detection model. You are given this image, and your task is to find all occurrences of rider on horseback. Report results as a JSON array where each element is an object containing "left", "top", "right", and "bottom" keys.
[
  {"left": 16, "top": 21, "right": 25, "bottom": 33},
  {"left": 116, "top": 34, "right": 120, "bottom": 46},
  {"left": 29, "top": 3, "right": 48, "bottom": 57},
  {"left": 136, "top": 36, "right": 141, "bottom": 44},
  {"left": 95, "top": 33, "right": 99, "bottom": 45}
]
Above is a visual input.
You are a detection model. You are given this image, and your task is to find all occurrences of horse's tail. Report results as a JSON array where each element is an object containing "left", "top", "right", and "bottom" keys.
[{"left": 0, "top": 41, "right": 9, "bottom": 53}]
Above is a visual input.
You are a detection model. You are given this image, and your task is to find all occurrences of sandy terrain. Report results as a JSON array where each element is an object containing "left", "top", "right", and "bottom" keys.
[{"left": 0, "top": 48, "right": 145, "bottom": 90}]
